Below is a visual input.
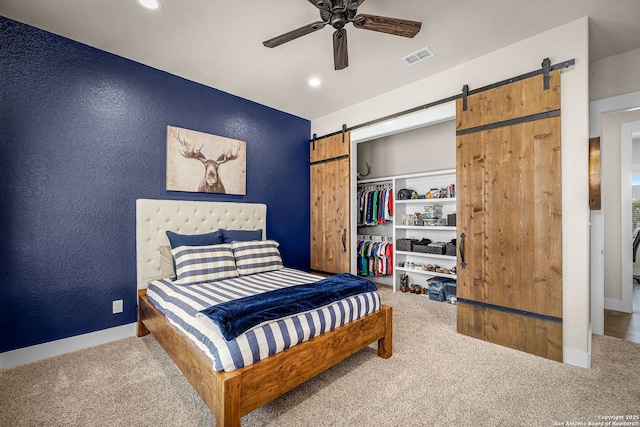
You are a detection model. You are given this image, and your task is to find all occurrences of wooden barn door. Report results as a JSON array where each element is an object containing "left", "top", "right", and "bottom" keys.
[
  {"left": 310, "top": 133, "right": 351, "bottom": 274},
  {"left": 456, "top": 70, "right": 563, "bottom": 362}
]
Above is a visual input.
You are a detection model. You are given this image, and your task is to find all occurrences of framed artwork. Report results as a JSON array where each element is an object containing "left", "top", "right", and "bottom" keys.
[{"left": 166, "top": 125, "right": 246, "bottom": 195}]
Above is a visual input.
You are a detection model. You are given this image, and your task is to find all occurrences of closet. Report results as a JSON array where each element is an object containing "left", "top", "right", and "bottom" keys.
[{"left": 352, "top": 109, "right": 457, "bottom": 288}]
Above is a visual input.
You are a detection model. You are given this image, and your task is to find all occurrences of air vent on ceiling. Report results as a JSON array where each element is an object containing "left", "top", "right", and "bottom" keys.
[{"left": 401, "top": 47, "right": 435, "bottom": 66}]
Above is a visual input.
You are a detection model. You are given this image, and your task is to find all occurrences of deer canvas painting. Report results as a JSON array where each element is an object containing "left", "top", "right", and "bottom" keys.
[{"left": 166, "top": 126, "right": 246, "bottom": 195}]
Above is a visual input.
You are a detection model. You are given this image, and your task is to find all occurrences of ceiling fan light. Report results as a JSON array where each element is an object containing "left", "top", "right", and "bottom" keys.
[{"left": 137, "top": 0, "right": 162, "bottom": 10}]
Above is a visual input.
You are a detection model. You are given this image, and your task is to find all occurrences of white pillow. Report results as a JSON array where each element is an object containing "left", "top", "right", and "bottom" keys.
[
  {"left": 171, "top": 244, "right": 238, "bottom": 285},
  {"left": 159, "top": 246, "right": 175, "bottom": 279},
  {"left": 231, "top": 240, "right": 283, "bottom": 276}
]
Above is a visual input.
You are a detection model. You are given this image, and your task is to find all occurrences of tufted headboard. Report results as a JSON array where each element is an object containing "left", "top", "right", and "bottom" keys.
[{"left": 136, "top": 199, "right": 267, "bottom": 289}]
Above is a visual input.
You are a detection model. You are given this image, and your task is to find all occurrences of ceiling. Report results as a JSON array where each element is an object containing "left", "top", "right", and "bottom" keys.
[{"left": 2, "top": 0, "right": 640, "bottom": 120}]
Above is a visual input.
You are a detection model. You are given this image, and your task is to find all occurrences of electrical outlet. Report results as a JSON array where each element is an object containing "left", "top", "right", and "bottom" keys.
[{"left": 112, "top": 299, "right": 123, "bottom": 314}]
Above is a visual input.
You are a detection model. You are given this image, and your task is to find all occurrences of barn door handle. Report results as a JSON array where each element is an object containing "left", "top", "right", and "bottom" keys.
[
  {"left": 459, "top": 233, "right": 467, "bottom": 269},
  {"left": 341, "top": 228, "right": 348, "bottom": 253}
]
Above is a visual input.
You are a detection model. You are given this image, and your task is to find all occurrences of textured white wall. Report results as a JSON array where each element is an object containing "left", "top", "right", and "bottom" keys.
[
  {"left": 590, "top": 48, "right": 640, "bottom": 102},
  {"left": 356, "top": 120, "right": 456, "bottom": 179}
]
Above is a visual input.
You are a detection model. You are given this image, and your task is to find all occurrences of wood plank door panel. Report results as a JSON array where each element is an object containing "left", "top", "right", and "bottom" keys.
[
  {"left": 310, "top": 133, "right": 350, "bottom": 274},
  {"left": 456, "top": 70, "right": 562, "bottom": 362},
  {"left": 310, "top": 133, "right": 349, "bottom": 163},
  {"left": 457, "top": 304, "right": 563, "bottom": 361},
  {"left": 456, "top": 71, "right": 561, "bottom": 130}
]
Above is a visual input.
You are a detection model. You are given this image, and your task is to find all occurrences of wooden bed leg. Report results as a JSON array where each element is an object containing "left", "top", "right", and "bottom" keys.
[
  {"left": 137, "top": 290, "right": 150, "bottom": 337},
  {"left": 378, "top": 305, "right": 393, "bottom": 358},
  {"left": 216, "top": 372, "right": 242, "bottom": 427},
  {"left": 137, "top": 317, "right": 149, "bottom": 337}
]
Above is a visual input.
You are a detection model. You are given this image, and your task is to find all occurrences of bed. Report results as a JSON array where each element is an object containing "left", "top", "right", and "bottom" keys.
[{"left": 136, "top": 199, "right": 393, "bottom": 427}]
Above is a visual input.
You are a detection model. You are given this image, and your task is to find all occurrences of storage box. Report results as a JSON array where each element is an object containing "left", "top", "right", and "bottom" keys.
[
  {"left": 427, "top": 280, "right": 446, "bottom": 302},
  {"left": 428, "top": 289, "right": 446, "bottom": 302},
  {"left": 447, "top": 213, "right": 456, "bottom": 227},
  {"left": 411, "top": 242, "right": 430, "bottom": 253},
  {"left": 446, "top": 240, "right": 456, "bottom": 256},
  {"left": 428, "top": 277, "right": 456, "bottom": 295},
  {"left": 445, "top": 282, "right": 457, "bottom": 297},
  {"left": 396, "top": 238, "right": 417, "bottom": 252},
  {"left": 418, "top": 242, "right": 447, "bottom": 255},
  {"left": 423, "top": 205, "right": 443, "bottom": 219}
]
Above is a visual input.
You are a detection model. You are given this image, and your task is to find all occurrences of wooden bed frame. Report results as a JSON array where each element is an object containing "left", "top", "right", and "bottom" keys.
[{"left": 135, "top": 199, "right": 393, "bottom": 427}]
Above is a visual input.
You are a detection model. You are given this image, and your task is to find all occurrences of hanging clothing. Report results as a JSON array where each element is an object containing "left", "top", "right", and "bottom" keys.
[
  {"left": 356, "top": 239, "right": 393, "bottom": 277},
  {"left": 357, "top": 188, "right": 393, "bottom": 226}
]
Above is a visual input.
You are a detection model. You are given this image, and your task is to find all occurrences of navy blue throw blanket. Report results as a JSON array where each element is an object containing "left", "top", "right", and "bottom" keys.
[{"left": 199, "top": 273, "right": 377, "bottom": 341}]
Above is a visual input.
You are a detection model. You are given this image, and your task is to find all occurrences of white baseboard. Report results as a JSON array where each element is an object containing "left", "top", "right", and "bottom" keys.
[
  {"left": 604, "top": 297, "right": 632, "bottom": 313},
  {"left": 564, "top": 321, "right": 592, "bottom": 368},
  {"left": 564, "top": 346, "right": 591, "bottom": 369},
  {"left": 0, "top": 323, "right": 137, "bottom": 370}
]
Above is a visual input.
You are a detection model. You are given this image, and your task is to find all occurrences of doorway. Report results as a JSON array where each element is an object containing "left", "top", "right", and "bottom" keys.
[
  {"left": 590, "top": 91, "right": 640, "bottom": 339},
  {"left": 606, "top": 127, "right": 640, "bottom": 344}
]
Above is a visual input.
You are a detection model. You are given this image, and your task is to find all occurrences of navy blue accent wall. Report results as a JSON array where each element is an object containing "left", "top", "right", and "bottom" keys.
[{"left": 0, "top": 17, "right": 311, "bottom": 353}]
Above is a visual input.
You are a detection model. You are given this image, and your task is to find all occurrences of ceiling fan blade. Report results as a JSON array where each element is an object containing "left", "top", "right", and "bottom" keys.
[
  {"left": 307, "top": 0, "right": 333, "bottom": 12},
  {"left": 353, "top": 14, "right": 422, "bottom": 38},
  {"left": 347, "top": 0, "right": 365, "bottom": 11},
  {"left": 333, "top": 28, "right": 348, "bottom": 70},
  {"left": 263, "top": 21, "right": 327, "bottom": 48}
]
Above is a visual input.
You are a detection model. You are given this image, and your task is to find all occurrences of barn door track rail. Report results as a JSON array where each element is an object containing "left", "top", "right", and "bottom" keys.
[{"left": 312, "top": 57, "right": 575, "bottom": 142}]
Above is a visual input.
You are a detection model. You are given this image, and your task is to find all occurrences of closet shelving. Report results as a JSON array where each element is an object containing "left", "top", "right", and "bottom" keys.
[
  {"left": 393, "top": 169, "right": 457, "bottom": 292},
  {"left": 354, "top": 170, "right": 457, "bottom": 291}
]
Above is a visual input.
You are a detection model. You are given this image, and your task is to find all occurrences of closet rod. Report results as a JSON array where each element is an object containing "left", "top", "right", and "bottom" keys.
[{"left": 312, "top": 57, "right": 575, "bottom": 142}]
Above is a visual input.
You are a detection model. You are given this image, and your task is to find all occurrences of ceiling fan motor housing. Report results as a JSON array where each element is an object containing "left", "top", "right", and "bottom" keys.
[{"left": 330, "top": 12, "right": 348, "bottom": 29}]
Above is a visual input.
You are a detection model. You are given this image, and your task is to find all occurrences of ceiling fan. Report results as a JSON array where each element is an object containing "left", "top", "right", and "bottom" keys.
[{"left": 263, "top": 0, "right": 422, "bottom": 70}]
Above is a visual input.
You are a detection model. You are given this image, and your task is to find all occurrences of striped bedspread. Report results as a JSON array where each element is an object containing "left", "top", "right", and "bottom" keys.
[{"left": 146, "top": 268, "right": 381, "bottom": 372}]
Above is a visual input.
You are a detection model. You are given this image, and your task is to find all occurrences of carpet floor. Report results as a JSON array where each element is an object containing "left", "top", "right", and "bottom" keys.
[{"left": 2, "top": 286, "right": 639, "bottom": 426}]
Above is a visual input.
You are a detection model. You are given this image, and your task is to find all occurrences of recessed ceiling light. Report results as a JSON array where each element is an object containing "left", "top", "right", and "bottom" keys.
[
  {"left": 308, "top": 78, "right": 322, "bottom": 87},
  {"left": 137, "top": 0, "right": 162, "bottom": 10}
]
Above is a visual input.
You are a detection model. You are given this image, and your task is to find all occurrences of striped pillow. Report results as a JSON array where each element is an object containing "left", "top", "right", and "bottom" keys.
[
  {"left": 231, "top": 240, "right": 284, "bottom": 276},
  {"left": 172, "top": 244, "right": 238, "bottom": 285}
]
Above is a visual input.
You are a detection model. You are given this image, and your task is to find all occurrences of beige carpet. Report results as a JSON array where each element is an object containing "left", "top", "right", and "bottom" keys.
[{"left": 2, "top": 286, "right": 639, "bottom": 427}]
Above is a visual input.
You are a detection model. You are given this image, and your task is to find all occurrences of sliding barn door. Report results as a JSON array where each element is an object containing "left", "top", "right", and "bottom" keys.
[
  {"left": 310, "top": 133, "right": 350, "bottom": 274},
  {"left": 456, "top": 70, "right": 563, "bottom": 362}
]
